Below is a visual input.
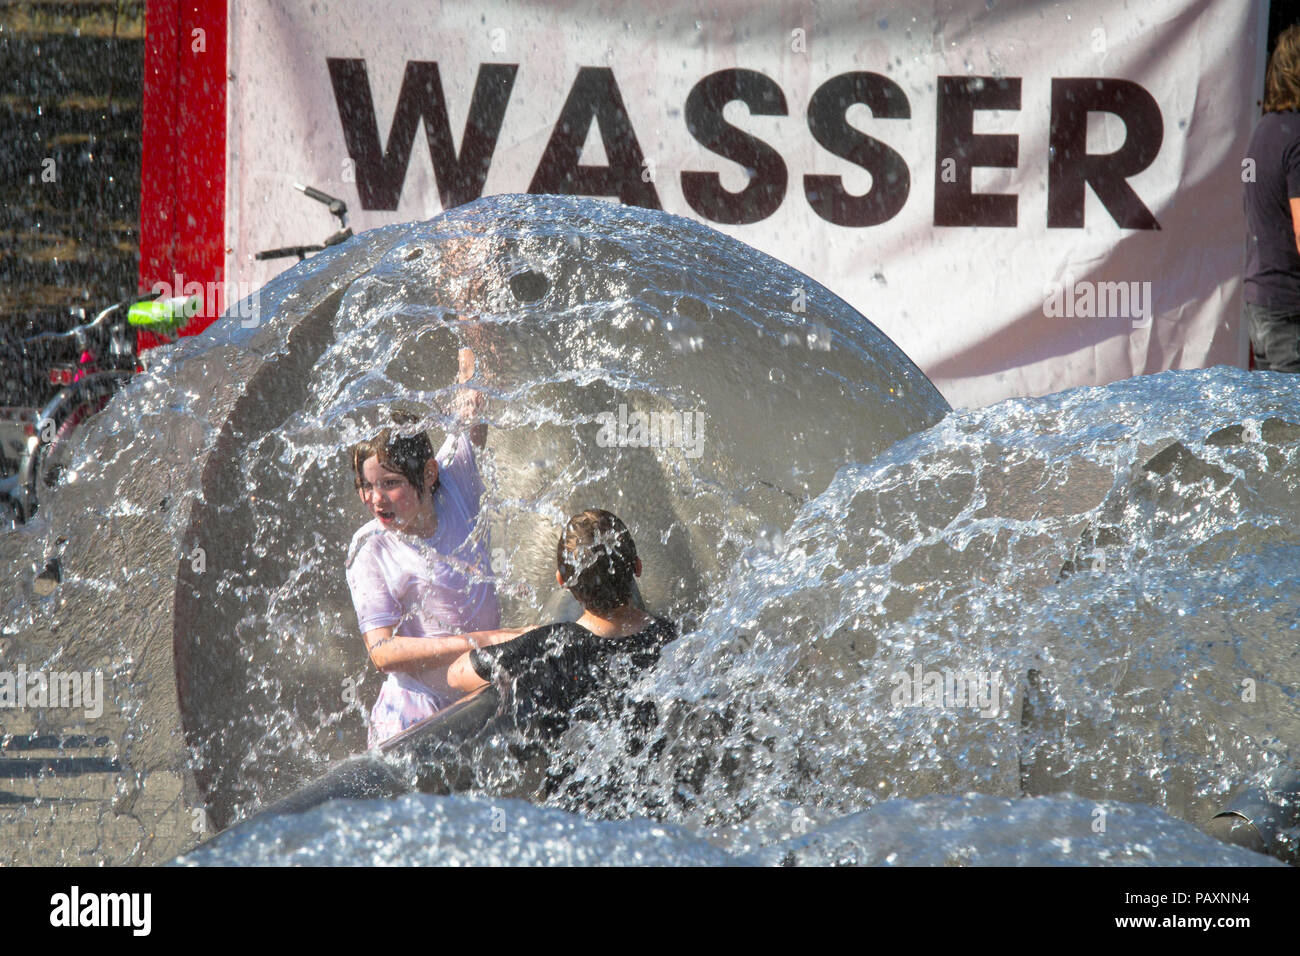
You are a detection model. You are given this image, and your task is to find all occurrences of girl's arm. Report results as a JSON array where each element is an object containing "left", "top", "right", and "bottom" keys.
[
  {"left": 362, "top": 625, "right": 526, "bottom": 675},
  {"left": 455, "top": 347, "right": 488, "bottom": 448},
  {"left": 446, "top": 647, "right": 491, "bottom": 694},
  {"left": 445, "top": 625, "right": 550, "bottom": 695}
]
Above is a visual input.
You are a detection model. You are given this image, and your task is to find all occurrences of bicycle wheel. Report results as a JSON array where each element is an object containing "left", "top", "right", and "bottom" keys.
[
  {"left": 38, "top": 397, "right": 108, "bottom": 488},
  {"left": 29, "top": 372, "right": 130, "bottom": 499}
]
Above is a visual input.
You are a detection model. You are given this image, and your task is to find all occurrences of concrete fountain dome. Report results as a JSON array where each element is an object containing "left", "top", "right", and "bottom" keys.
[{"left": 33, "top": 194, "right": 949, "bottom": 838}]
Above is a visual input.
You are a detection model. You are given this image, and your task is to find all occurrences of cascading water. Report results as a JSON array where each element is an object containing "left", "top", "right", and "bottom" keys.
[
  {"left": 0, "top": 195, "right": 1292, "bottom": 866},
  {"left": 174, "top": 195, "right": 947, "bottom": 833},
  {"left": 533, "top": 369, "right": 1300, "bottom": 844}
]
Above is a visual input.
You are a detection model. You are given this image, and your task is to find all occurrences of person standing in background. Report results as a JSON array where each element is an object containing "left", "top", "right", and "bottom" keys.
[{"left": 1244, "top": 23, "right": 1300, "bottom": 372}]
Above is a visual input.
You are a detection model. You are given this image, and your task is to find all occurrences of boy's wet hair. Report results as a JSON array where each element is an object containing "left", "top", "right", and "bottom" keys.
[
  {"left": 556, "top": 509, "right": 638, "bottom": 612},
  {"left": 351, "top": 411, "right": 438, "bottom": 498}
]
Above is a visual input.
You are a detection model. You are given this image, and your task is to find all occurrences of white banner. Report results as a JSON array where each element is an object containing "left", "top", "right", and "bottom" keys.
[{"left": 226, "top": 0, "right": 1266, "bottom": 408}]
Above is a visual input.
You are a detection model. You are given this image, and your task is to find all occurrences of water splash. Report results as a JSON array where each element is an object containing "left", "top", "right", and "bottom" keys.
[{"left": 3, "top": 196, "right": 1296, "bottom": 867}]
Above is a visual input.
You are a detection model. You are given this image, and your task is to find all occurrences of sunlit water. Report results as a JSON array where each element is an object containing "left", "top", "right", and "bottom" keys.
[
  {"left": 173, "top": 791, "right": 1277, "bottom": 867},
  {"left": 2, "top": 196, "right": 1295, "bottom": 865}
]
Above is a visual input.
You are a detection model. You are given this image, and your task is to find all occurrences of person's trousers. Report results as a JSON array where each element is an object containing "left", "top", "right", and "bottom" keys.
[{"left": 1246, "top": 301, "right": 1300, "bottom": 373}]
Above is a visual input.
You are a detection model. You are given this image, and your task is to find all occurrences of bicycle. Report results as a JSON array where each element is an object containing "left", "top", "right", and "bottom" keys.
[
  {"left": 0, "top": 182, "right": 351, "bottom": 529},
  {"left": 0, "top": 294, "right": 192, "bottom": 528}
]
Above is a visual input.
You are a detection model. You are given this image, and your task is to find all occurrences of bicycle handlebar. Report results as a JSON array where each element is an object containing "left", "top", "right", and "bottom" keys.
[{"left": 21, "top": 297, "right": 139, "bottom": 346}]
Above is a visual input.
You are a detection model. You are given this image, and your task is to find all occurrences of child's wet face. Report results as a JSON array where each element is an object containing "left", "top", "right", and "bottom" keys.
[{"left": 357, "top": 455, "right": 430, "bottom": 534}]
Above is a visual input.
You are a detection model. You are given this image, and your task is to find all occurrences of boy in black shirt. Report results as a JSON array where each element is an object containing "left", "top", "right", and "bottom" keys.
[{"left": 446, "top": 509, "right": 677, "bottom": 739}]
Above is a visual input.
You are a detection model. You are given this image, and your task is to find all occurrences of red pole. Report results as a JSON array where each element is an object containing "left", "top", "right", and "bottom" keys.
[{"left": 139, "top": 0, "right": 228, "bottom": 351}]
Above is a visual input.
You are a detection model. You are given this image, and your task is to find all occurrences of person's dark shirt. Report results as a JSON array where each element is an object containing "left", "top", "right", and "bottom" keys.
[
  {"left": 1244, "top": 111, "right": 1300, "bottom": 311},
  {"left": 469, "top": 616, "right": 677, "bottom": 739}
]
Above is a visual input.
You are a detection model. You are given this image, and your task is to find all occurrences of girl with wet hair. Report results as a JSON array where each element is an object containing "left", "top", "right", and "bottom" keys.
[
  {"left": 345, "top": 350, "right": 523, "bottom": 747},
  {"left": 349, "top": 414, "right": 439, "bottom": 502}
]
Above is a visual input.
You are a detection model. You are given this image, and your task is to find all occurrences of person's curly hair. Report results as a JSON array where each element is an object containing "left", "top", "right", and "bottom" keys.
[
  {"left": 1265, "top": 24, "right": 1300, "bottom": 113},
  {"left": 555, "top": 509, "right": 638, "bottom": 612}
]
